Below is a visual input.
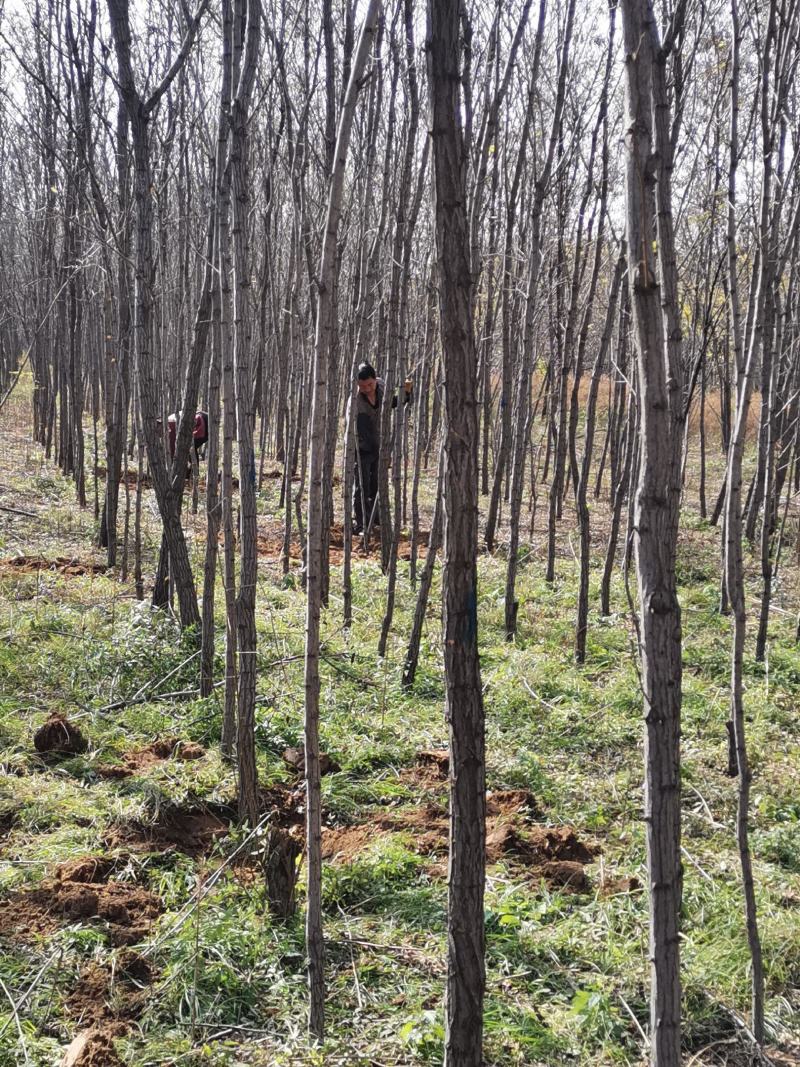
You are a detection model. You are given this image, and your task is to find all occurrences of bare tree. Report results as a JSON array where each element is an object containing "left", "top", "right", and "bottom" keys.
[
  {"left": 428, "top": 0, "right": 486, "bottom": 1062},
  {"left": 303, "top": 0, "right": 381, "bottom": 1038},
  {"left": 620, "top": 1, "right": 687, "bottom": 1063}
]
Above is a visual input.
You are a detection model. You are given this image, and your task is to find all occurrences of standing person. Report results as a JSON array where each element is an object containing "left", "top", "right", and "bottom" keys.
[
  {"left": 353, "top": 363, "right": 382, "bottom": 535},
  {"left": 352, "top": 363, "right": 411, "bottom": 534},
  {"left": 165, "top": 410, "right": 210, "bottom": 460}
]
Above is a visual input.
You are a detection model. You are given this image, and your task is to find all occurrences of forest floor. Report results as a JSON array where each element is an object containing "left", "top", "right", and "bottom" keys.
[{"left": 1, "top": 385, "right": 800, "bottom": 1066}]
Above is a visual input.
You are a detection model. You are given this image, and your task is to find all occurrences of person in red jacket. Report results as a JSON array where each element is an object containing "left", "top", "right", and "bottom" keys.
[{"left": 166, "top": 410, "right": 209, "bottom": 460}]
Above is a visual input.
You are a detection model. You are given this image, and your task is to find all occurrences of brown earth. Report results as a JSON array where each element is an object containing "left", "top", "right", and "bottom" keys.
[
  {"left": 282, "top": 745, "right": 340, "bottom": 776},
  {"left": 414, "top": 749, "right": 449, "bottom": 779},
  {"left": 60, "top": 1024, "right": 127, "bottom": 1067},
  {"left": 66, "top": 950, "right": 155, "bottom": 1026},
  {"left": 106, "top": 786, "right": 306, "bottom": 859},
  {"left": 321, "top": 824, "right": 387, "bottom": 862},
  {"left": 0, "top": 856, "right": 161, "bottom": 946},
  {"left": 105, "top": 804, "right": 231, "bottom": 857},
  {"left": 255, "top": 523, "right": 430, "bottom": 565},
  {"left": 33, "top": 714, "right": 88, "bottom": 756},
  {"left": 96, "top": 736, "right": 206, "bottom": 779},
  {"left": 600, "top": 874, "right": 643, "bottom": 896},
  {"left": 260, "top": 783, "right": 307, "bottom": 830},
  {"left": 1, "top": 555, "right": 108, "bottom": 577},
  {"left": 322, "top": 782, "right": 595, "bottom": 891}
]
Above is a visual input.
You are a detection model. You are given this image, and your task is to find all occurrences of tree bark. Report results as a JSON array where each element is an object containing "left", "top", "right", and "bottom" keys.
[{"left": 428, "top": 1, "right": 486, "bottom": 1062}]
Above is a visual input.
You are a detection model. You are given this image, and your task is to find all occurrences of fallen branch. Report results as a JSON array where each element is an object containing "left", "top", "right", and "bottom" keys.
[{"left": 0, "top": 504, "right": 36, "bottom": 517}]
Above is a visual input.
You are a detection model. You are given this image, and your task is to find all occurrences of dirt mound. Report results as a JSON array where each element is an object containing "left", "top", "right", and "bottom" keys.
[
  {"left": 66, "top": 951, "right": 154, "bottom": 1025},
  {"left": 324, "top": 792, "right": 595, "bottom": 891},
  {"left": 34, "top": 714, "right": 88, "bottom": 756},
  {"left": 377, "top": 801, "right": 448, "bottom": 854},
  {"left": 485, "top": 824, "right": 595, "bottom": 866},
  {"left": 260, "top": 784, "right": 306, "bottom": 829},
  {"left": 61, "top": 1024, "right": 127, "bottom": 1067},
  {"left": 1, "top": 555, "right": 107, "bottom": 577},
  {"left": 0, "top": 859, "right": 161, "bottom": 946},
  {"left": 56, "top": 856, "right": 117, "bottom": 884},
  {"left": 486, "top": 789, "right": 539, "bottom": 818},
  {"left": 282, "top": 745, "right": 340, "bottom": 776},
  {"left": 96, "top": 737, "right": 206, "bottom": 778},
  {"left": 107, "top": 804, "right": 232, "bottom": 857},
  {"left": 414, "top": 749, "right": 449, "bottom": 779},
  {"left": 321, "top": 825, "right": 389, "bottom": 862},
  {"left": 600, "top": 874, "right": 642, "bottom": 896}
]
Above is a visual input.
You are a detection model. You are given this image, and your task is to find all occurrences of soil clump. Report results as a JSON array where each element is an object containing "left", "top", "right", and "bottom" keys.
[
  {"left": 412, "top": 749, "right": 450, "bottom": 780},
  {"left": 323, "top": 780, "right": 595, "bottom": 891},
  {"left": 96, "top": 736, "right": 206, "bottom": 779},
  {"left": 106, "top": 803, "right": 231, "bottom": 857},
  {"left": 61, "top": 1025, "right": 127, "bottom": 1067},
  {"left": 34, "top": 714, "right": 88, "bottom": 756},
  {"left": 282, "top": 745, "right": 340, "bottom": 776},
  {"left": 1, "top": 555, "right": 107, "bottom": 577},
  {"left": 0, "top": 855, "right": 161, "bottom": 946},
  {"left": 66, "top": 950, "right": 155, "bottom": 1025}
]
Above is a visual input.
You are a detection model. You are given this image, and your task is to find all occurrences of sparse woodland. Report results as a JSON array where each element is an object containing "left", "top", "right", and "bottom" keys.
[{"left": 1, "top": 0, "right": 800, "bottom": 1064}]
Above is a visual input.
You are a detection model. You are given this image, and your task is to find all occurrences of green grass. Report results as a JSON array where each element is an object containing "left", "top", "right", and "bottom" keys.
[{"left": 1, "top": 456, "right": 799, "bottom": 1066}]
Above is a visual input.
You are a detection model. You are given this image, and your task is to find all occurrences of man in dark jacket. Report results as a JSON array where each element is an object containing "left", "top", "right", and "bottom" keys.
[
  {"left": 352, "top": 363, "right": 411, "bottom": 534},
  {"left": 353, "top": 363, "right": 382, "bottom": 534}
]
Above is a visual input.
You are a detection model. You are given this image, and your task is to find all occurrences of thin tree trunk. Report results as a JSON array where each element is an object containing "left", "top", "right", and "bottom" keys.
[
  {"left": 429, "top": 2, "right": 486, "bottom": 1061},
  {"left": 303, "top": 3, "right": 381, "bottom": 1039}
]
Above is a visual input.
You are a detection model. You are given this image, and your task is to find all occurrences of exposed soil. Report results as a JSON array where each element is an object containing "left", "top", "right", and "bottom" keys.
[
  {"left": 0, "top": 856, "right": 161, "bottom": 946},
  {"left": 282, "top": 745, "right": 340, "bottom": 777},
  {"left": 260, "top": 783, "right": 307, "bottom": 830},
  {"left": 321, "top": 824, "right": 390, "bottom": 862},
  {"left": 34, "top": 714, "right": 88, "bottom": 756},
  {"left": 66, "top": 950, "right": 155, "bottom": 1026},
  {"left": 600, "top": 874, "right": 643, "bottom": 896},
  {"left": 61, "top": 1024, "right": 128, "bottom": 1067},
  {"left": 414, "top": 749, "right": 449, "bottom": 779},
  {"left": 486, "top": 788, "right": 540, "bottom": 818},
  {"left": 0, "top": 554, "right": 108, "bottom": 577},
  {"left": 96, "top": 736, "right": 206, "bottom": 779},
  {"left": 106, "top": 803, "right": 232, "bottom": 857},
  {"left": 495, "top": 824, "right": 597, "bottom": 865},
  {"left": 322, "top": 783, "right": 595, "bottom": 891},
  {"left": 255, "top": 523, "right": 430, "bottom": 565}
]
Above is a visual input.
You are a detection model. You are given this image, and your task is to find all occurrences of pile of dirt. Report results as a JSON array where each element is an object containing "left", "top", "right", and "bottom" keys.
[
  {"left": 61, "top": 1024, "right": 128, "bottom": 1067},
  {"left": 282, "top": 745, "right": 340, "bottom": 776},
  {"left": 66, "top": 950, "right": 155, "bottom": 1025},
  {"left": 96, "top": 737, "right": 206, "bottom": 779},
  {"left": 484, "top": 824, "right": 596, "bottom": 891},
  {"left": 486, "top": 789, "right": 540, "bottom": 818},
  {"left": 0, "top": 856, "right": 161, "bottom": 946},
  {"left": 106, "top": 803, "right": 232, "bottom": 857},
  {"left": 321, "top": 824, "right": 389, "bottom": 862},
  {"left": 322, "top": 778, "right": 596, "bottom": 891},
  {"left": 411, "top": 749, "right": 450, "bottom": 782},
  {"left": 255, "top": 524, "right": 430, "bottom": 565},
  {"left": 377, "top": 800, "right": 448, "bottom": 854},
  {"left": 600, "top": 874, "right": 642, "bottom": 896},
  {"left": 34, "top": 714, "right": 88, "bottom": 756},
  {"left": 260, "top": 784, "right": 306, "bottom": 830},
  {"left": 0, "top": 555, "right": 107, "bottom": 577}
]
